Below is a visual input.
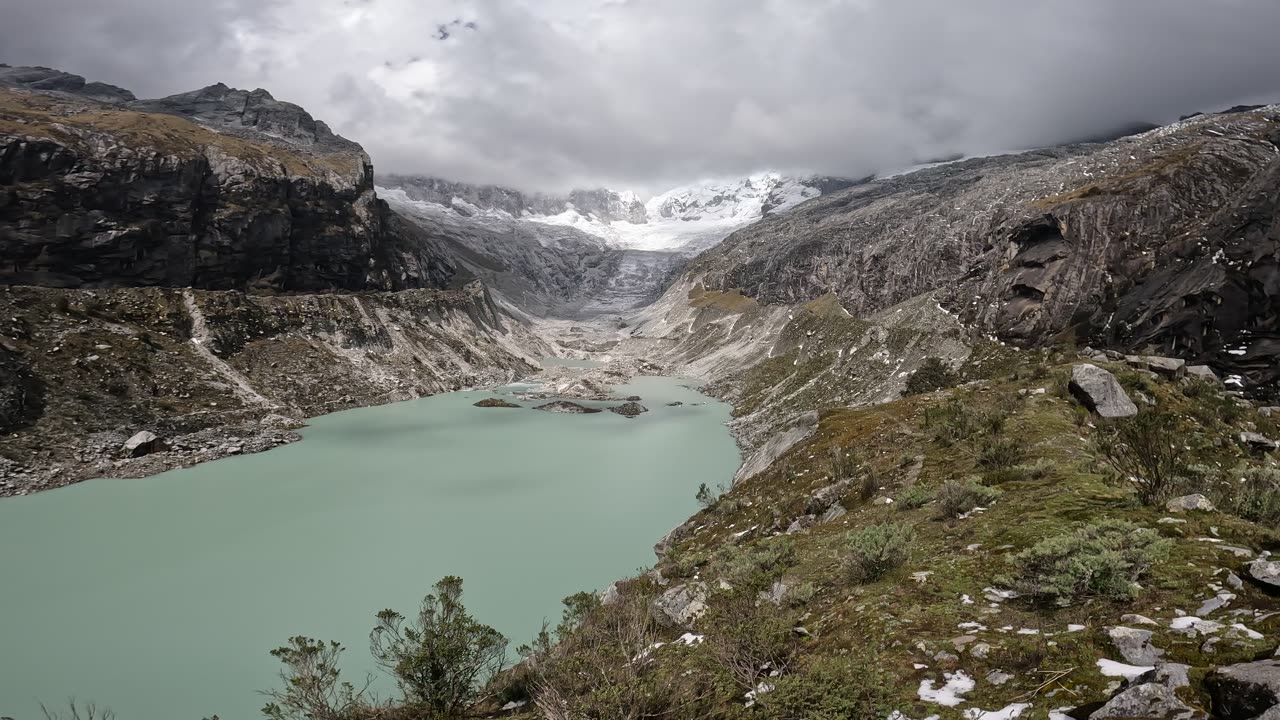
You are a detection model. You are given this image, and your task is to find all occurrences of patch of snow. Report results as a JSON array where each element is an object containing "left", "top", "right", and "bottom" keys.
[
  {"left": 1097, "top": 659, "right": 1154, "bottom": 679},
  {"left": 677, "top": 633, "right": 705, "bottom": 645},
  {"left": 918, "top": 671, "right": 975, "bottom": 706},
  {"left": 964, "top": 703, "right": 1031, "bottom": 720},
  {"left": 1067, "top": 624, "right": 1086, "bottom": 632}
]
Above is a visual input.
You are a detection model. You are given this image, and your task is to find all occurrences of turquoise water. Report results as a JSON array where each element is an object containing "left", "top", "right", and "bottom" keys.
[{"left": 0, "top": 376, "right": 739, "bottom": 720}]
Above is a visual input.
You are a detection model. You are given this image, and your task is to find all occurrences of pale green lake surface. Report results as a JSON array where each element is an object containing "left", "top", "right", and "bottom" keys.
[{"left": 0, "top": 375, "right": 739, "bottom": 720}]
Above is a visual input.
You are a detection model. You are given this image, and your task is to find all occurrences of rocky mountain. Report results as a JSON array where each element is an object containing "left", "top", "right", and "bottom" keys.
[
  {"left": 675, "top": 107, "right": 1280, "bottom": 398},
  {"left": 0, "top": 65, "right": 450, "bottom": 292}
]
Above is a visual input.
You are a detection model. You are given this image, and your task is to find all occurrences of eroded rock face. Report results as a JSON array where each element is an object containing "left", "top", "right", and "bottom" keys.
[
  {"left": 1070, "top": 364, "right": 1139, "bottom": 418},
  {"left": 651, "top": 582, "right": 708, "bottom": 627},
  {"left": 686, "top": 107, "right": 1280, "bottom": 397},
  {"left": 0, "top": 71, "right": 452, "bottom": 293}
]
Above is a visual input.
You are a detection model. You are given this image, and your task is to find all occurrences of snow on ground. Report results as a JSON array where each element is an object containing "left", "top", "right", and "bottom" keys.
[
  {"left": 1096, "top": 658, "right": 1153, "bottom": 679},
  {"left": 918, "top": 671, "right": 975, "bottom": 706}
]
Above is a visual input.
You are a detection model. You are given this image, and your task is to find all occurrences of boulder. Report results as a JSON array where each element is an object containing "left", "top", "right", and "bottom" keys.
[
  {"left": 1125, "top": 355, "right": 1187, "bottom": 379},
  {"left": 1090, "top": 664, "right": 1202, "bottom": 720},
  {"left": 1166, "top": 494, "right": 1216, "bottom": 513},
  {"left": 534, "top": 400, "right": 603, "bottom": 414},
  {"left": 122, "top": 430, "right": 163, "bottom": 457},
  {"left": 1260, "top": 407, "right": 1279, "bottom": 418},
  {"left": 820, "top": 503, "right": 848, "bottom": 523},
  {"left": 599, "top": 582, "right": 621, "bottom": 606},
  {"left": 609, "top": 402, "right": 649, "bottom": 418},
  {"left": 1185, "top": 365, "right": 1221, "bottom": 384},
  {"left": 1204, "top": 659, "right": 1280, "bottom": 720},
  {"left": 785, "top": 515, "right": 817, "bottom": 534},
  {"left": 651, "top": 582, "right": 707, "bottom": 627},
  {"left": 761, "top": 580, "right": 789, "bottom": 605},
  {"left": 1107, "top": 626, "right": 1165, "bottom": 665},
  {"left": 1070, "top": 364, "right": 1138, "bottom": 418},
  {"left": 1240, "top": 432, "right": 1279, "bottom": 453},
  {"left": 1245, "top": 560, "right": 1280, "bottom": 595},
  {"left": 806, "top": 479, "right": 852, "bottom": 515}
]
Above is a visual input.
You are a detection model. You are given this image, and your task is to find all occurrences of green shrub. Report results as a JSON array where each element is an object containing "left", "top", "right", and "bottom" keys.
[
  {"left": 369, "top": 576, "right": 508, "bottom": 716},
  {"left": 897, "top": 484, "right": 933, "bottom": 510},
  {"left": 761, "top": 657, "right": 892, "bottom": 720},
  {"left": 785, "top": 581, "right": 817, "bottom": 608},
  {"left": 1217, "top": 465, "right": 1280, "bottom": 525},
  {"left": 695, "top": 483, "right": 715, "bottom": 509},
  {"left": 935, "top": 479, "right": 1001, "bottom": 519},
  {"left": 262, "top": 637, "right": 368, "bottom": 720},
  {"left": 1004, "top": 519, "right": 1172, "bottom": 602},
  {"left": 843, "top": 522, "right": 914, "bottom": 583},
  {"left": 1095, "top": 410, "right": 1185, "bottom": 505},
  {"left": 978, "top": 436, "right": 1027, "bottom": 470},
  {"left": 904, "top": 357, "right": 958, "bottom": 395},
  {"left": 716, "top": 539, "right": 796, "bottom": 590},
  {"left": 924, "top": 399, "right": 1009, "bottom": 446}
]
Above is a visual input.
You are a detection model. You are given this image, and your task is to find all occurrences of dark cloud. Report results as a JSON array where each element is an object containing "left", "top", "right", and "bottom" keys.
[{"left": 5, "top": 0, "right": 1280, "bottom": 191}]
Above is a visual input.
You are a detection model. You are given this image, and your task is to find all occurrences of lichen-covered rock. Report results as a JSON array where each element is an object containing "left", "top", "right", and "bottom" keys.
[
  {"left": 1245, "top": 560, "right": 1280, "bottom": 594},
  {"left": 1106, "top": 626, "right": 1164, "bottom": 665},
  {"left": 1166, "top": 494, "right": 1216, "bottom": 513},
  {"left": 1070, "top": 364, "right": 1138, "bottom": 418},
  {"left": 609, "top": 401, "right": 648, "bottom": 418},
  {"left": 1240, "top": 432, "right": 1279, "bottom": 453},
  {"left": 651, "top": 582, "right": 707, "bottom": 627}
]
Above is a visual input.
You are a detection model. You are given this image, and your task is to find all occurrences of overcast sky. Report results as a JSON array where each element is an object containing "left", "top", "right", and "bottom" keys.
[{"left": 5, "top": 0, "right": 1280, "bottom": 191}]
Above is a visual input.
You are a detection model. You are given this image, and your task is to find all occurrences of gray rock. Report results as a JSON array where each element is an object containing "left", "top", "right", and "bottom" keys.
[
  {"left": 1121, "top": 614, "right": 1160, "bottom": 626},
  {"left": 970, "top": 642, "right": 991, "bottom": 659},
  {"left": 820, "top": 503, "right": 848, "bottom": 523},
  {"left": 1167, "top": 494, "right": 1216, "bottom": 513},
  {"left": 1245, "top": 560, "right": 1280, "bottom": 594},
  {"left": 1197, "top": 593, "right": 1235, "bottom": 617},
  {"left": 1107, "top": 626, "right": 1165, "bottom": 665},
  {"left": 805, "top": 479, "right": 852, "bottom": 515},
  {"left": 1126, "top": 355, "right": 1187, "bottom": 379},
  {"left": 986, "top": 670, "right": 1014, "bottom": 686},
  {"left": 1251, "top": 705, "right": 1280, "bottom": 720},
  {"left": 600, "top": 582, "right": 621, "bottom": 606},
  {"left": 1070, "top": 364, "right": 1138, "bottom": 418},
  {"left": 1241, "top": 432, "right": 1279, "bottom": 453},
  {"left": 1260, "top": 407, "right": 1280, "bottom": 418},
  {"left": 1205, "top": 659, "right": 1280, "bottom": 720},
  {"left": 785, "top": 515, "right": 817, "bottom": 534},
  {"left": 1227, "top": 572, "right": 1245, "bottom": 591},
  {"left": 651, "top": 582, "right": 707, "bottom": 627},
  {"left": 1090, "top": 681, "right": 1204, "bottom": 720},
  {"left": 1185, "top": 365, "right": 1221, "bottom": 384},
  {"left": 122, "top": 430, "right": 162, "bottom": 458}
]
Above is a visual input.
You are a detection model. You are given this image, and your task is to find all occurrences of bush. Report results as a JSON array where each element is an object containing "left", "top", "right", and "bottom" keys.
[
  {"left": 978, "top": 436, "right": 1027, "bottom": 470},
  {"left": 705, "top": 588, "right": 796, "bottom": 696},
  {"left": 762, "top": 657, "right": 892, "bottom": 720},
  {"left": 935, "top": 479, "right": 1001, "bottom": 519},
  {"left": 695, "top": 483, "right": 715, "bottom": 509},
  {"left": 843, "top": 522, "right": 914, "bottom": 583},
  {"left": 1217, "top": 465, "right": 1280, "bottom": 525},
  {"left": 904, "top": 357, "right": 959, "bottom": 395},
  {"left": 924, "top": 399, "right": 1008, "bottom": 446},
  {"left": 369, "top": 576, "right": 508, "bottom": 716},
  {"left": 716, "top": 539, "right": 796, "bottom": 590},
  {"left": 897, "top": 484, "right": 932, "bottom": 510},
  {"left": 262, "top": 637, "right": 368, "bottom": 720},
  {"left": 1004, "top": 519, "right": 1172, "bottom": 602},
  {"left": 1095, "top": 410, "right": 1185, "bottom": 505}
]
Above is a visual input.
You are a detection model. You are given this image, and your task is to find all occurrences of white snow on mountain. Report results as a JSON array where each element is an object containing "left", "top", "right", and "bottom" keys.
[{"left": 530, "top": 173, "right": 819, "bottom": 251}]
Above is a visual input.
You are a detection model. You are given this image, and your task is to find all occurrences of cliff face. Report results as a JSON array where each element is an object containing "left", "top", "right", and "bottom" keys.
[
  {"left": 688, "top": 107, "right": 1280, "bottom": 394},
  {"left": 0, "top": 71, "right": 451, "bottom": 292}
]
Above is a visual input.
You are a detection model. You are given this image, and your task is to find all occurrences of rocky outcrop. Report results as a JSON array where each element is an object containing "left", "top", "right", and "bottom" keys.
[
  {"left": 1205, "top": 659, "right": 1280, "bottom": 720},
  {"left": 474, "top": 398, "right": 522, "bottom": 408},
  {"left": 0, "top": 284, "right": 546, "bottom": 496},
  {"left": 0, "top": 65, "right": 135, "bottom": 102},
  {"left": 0, "top": 69, "right": 453, "bottom": 293},
  {"left": 1245, "top": 560, "right": 1280, "bottom": 594},
  {"left": 534, "top": 400, "right": 602, "bottom": 414},
  {"left": 1070, "top": 364, "right": 1139, "bottom": 418},
  {"left": 609, "top": 401, "right": 648, "bottom": 418},
  {"left": 685, "top": 107, "right": 1280, "bottom": 398},
  {"left": 651, "top": 582, "right": 707, "bottom": 627}
]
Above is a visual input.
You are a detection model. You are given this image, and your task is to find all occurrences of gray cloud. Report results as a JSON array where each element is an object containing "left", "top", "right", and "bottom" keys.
[{"left": 5, "top": 0, "right": 1280, "bottom": 191}]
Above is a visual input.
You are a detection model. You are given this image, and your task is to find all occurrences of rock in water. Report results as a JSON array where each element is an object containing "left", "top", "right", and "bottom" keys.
[
  {"left": 1070, "top": 364, "right": 1138, "bottom": 418},
  {"left": 1166, "top": 494, "right": 1216, "bottom": 513},
  {"left": 534, "top": 400, "right": 603, "bottom": 414},
  {"left": 473, "top": 398, "right": 521, "bottom": 408},
  {"left": 1204, "top": 659, "right": 1280, "bottom": 720},
  {"left": 122, "top": 430, "right": 162, "bottom": 457},
  {"left": 609, "top": 402, "right": 649, "bottom": 418}
]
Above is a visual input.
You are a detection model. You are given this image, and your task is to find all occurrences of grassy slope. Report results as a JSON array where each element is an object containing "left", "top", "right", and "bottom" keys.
[{"left": 520, "top": 347, "right": 1279, "bottom": 720}]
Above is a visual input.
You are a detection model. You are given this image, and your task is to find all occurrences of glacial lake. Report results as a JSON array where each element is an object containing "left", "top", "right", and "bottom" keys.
[{"left": 0, "top": 375, "right": 740, "bottom": 720}]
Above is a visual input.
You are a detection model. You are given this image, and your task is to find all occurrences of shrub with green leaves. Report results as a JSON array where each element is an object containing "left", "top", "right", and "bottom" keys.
[
  {"left": 843, "top": 522, "right": 914, "bottom": 583},
  {"left": 715, "top": 538, "right": 796, "bottom": 590},
  {"left": 904, "top": 357, "right": 959, "bottom": 395},
  {"left": 896, "top": 484, "right": 933, "bottom": 510},
  {"left": 978, "top": 436, "right": 1027, "bottom": 470},
  {"left": 761, "top": 657, "right": 892, "bottom": 720},
  {"left": 1004, "top": 519, "right": 1171, "bottom": 602},
  {"left": 934, "top": 479, "right": 1001, "bottom": 519},
  {"left": 1216, "top": 465, "right": 1280, "bottom": 525},
  {"left": 1095, "top": 409, "right": 1186, "bottom": 505}
]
